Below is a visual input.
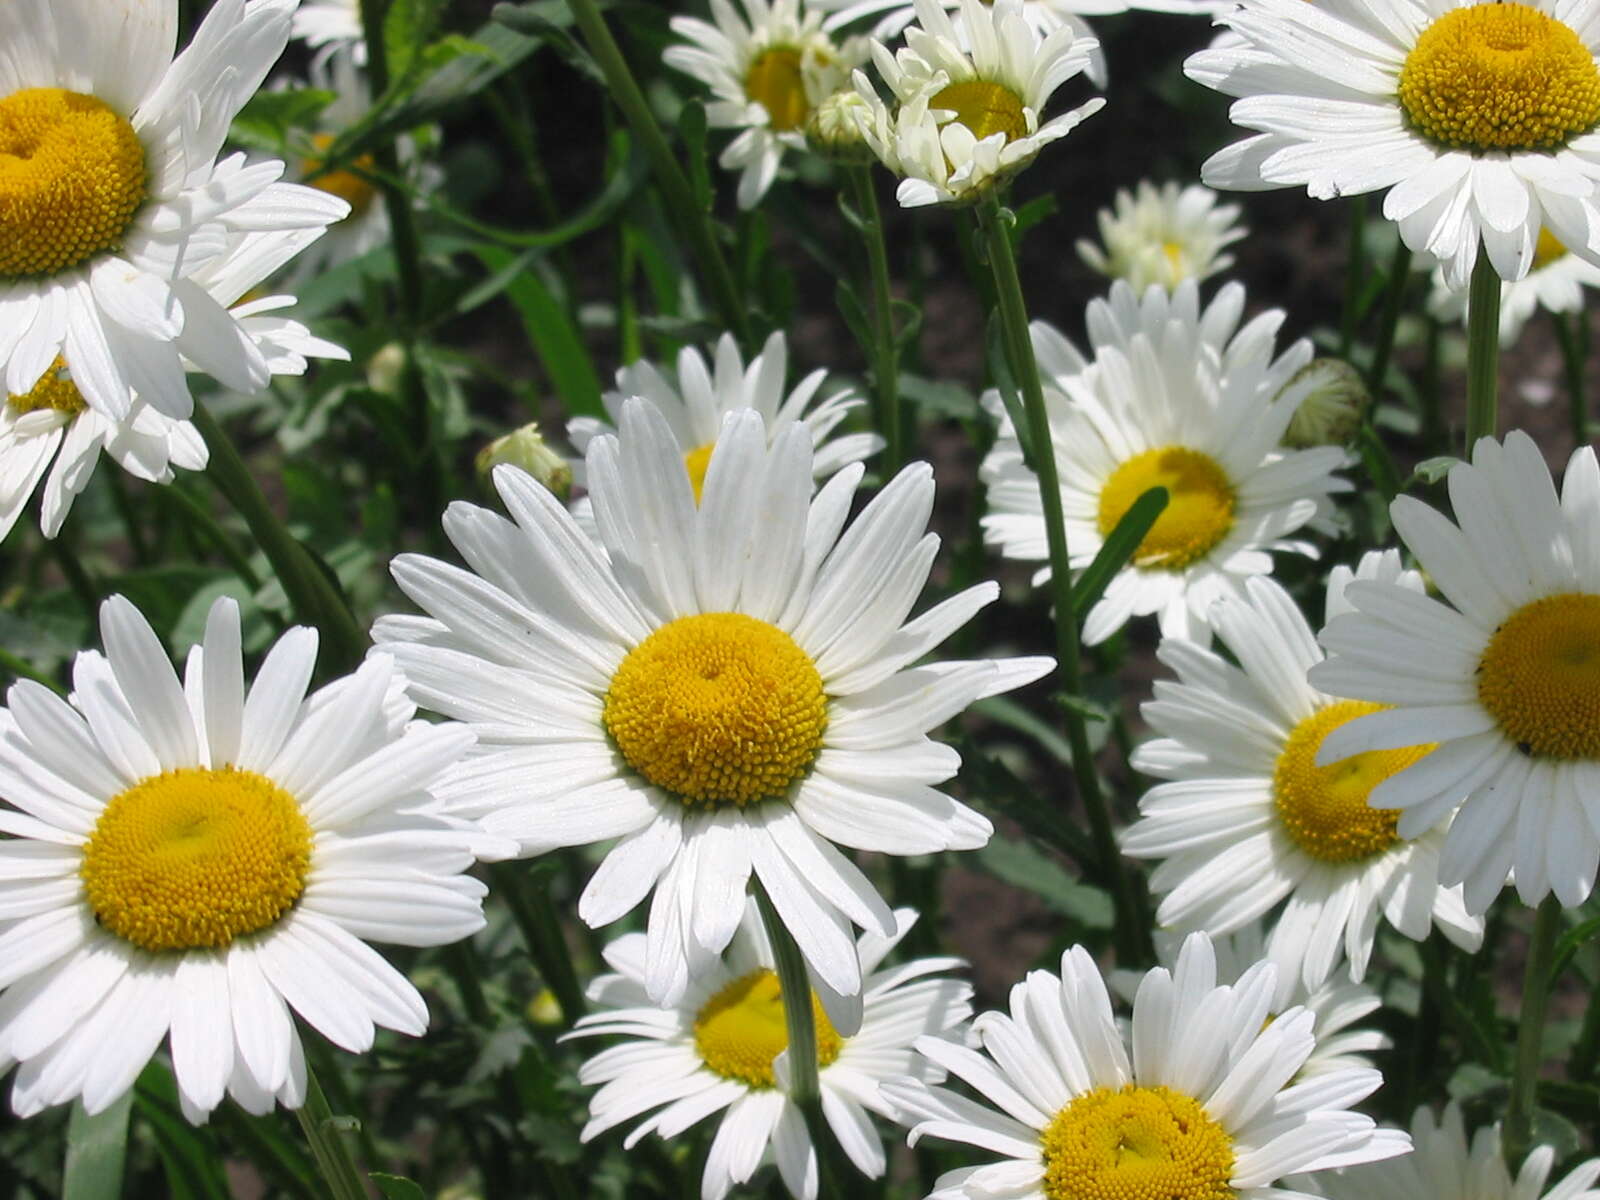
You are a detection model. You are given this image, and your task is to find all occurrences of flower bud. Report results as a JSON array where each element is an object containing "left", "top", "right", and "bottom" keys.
[
  {"left": 807, "top": 90, "right": 874, "bottom": 163},
  {"left": 1280, "top": 359, "right": 1368, "bottom": 448},
  {"left": 476, "top": 422, "right": 572, "bottom": 502}
]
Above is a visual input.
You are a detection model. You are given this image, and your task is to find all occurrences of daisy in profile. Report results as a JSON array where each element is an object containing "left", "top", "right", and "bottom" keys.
[
  {"left": 569, "top": 903, "right": 971, "bottom": 1200},
  {"left": 1077, "top": 180, "right": 1248, "bottom": 293},
  {"left": 0, "top": 227, "right": 348, "bottom": 544},
  {"left": 1121, "top": 551, "right": 1484, "bottom": 992},
  {"left": 373, "top": 399, "right": 1051, "bottom": 1025},
  {"left": 1308, "top": 1101, "right": 1600, "bottom": 1200},
  {"left": 664, "top": 0, "right": 857, "bottom": 208},
  {"left": 883, "top": 933, "right": 1410, "bottom": 1200},
  {"left": 1312, "top": 432, "right": 1600, "bottom": 912},
  {"left": 291, "top": 0, "right": 366, "bottom": 68},
  {"left": 0, "top": 0, "right": 348, "bottom": 421},
  {"left": 980, "top": 278, "right": 1349, "bottom": 645},
  {"left": 851, "top": 0, "right": 1104, "bottom": 207},
  {"left": 1188, "top": 0, "right": 1600, "bottom": 286},
  {"left": 0, "top": 595, "right": 498, "bottom": 1122},
  {"left": 567, "top": 330, "right": 881, "bottom": 514},
  {"left": 1429, "top": 228, "right": 1600, "bottom": 346}
]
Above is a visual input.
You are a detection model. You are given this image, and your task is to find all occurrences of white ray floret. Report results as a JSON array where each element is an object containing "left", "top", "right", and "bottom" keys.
[
  {"left": 1428, "top": 228, "right": 1600, "bottom": 347},
  {"left": 1076, "top": 180, "right": 1248, "bottom": 293}
]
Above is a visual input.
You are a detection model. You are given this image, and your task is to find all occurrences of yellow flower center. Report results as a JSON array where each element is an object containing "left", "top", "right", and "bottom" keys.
[
  {"left": 930, "top": 80, "right": 1028, "bottom": 143},
  {"left": 602, "top": 612, "right": 828, "bottom": 807},
  {"left": 0, "top": 88, "right": 146, "bottom": 278},
  {"left": 1534, "top": 226, "right": 1569, "bottom": 269},
  {"left": 302, "top": 133, "right": 377, "bottom": 220},
  {"left": 1397, "top": 3, "right": 1600, "bottom": 152},
  {"left": 7, "top": 356, "right": 85, "bottom": 417},
  {"left": 693, "top": 968, "right": 843, "bottom": 1089},
  {"left": 1273, "top": 700, "right": 1431, "bottom": 863},
  {"left": 1039, "top": 1084, "right": 1235, "bottom": 1200},
  {"left": 1477, "top": 592, "right": 1600, "bottom": 758},
  {"left": 746, "top": 47, "right": 810, "bottom": 133},
  {"left": 80, "top": 767, "right": 313, "bottom": 953},
  {"left": 684, "top": 441, "right": 716, "bottom": 504},
  {"left": 1097, "top": 446, "right": 1237, "bottom": 571}
]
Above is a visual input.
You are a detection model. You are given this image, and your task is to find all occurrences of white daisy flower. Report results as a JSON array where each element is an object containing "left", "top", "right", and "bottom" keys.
[
  {"left": 1429, "top": 228, "right": 1600, "bottom": 346},
  {"left": 1311, "top": 431, "right": 1600, "bottom": 913},
  {"left": 372, "top": 398, "right": 1051, "bottom": 1025},
  {"left": 567, "top": 330, "right": 882, "bottom": 516},
  {"left": 1306, "top": 1101, "right": 1600, "bottom": 1200},
  {"left": 0, "top": 594, "right": 500, "bottom": 1123},
  {"left": 664, "top": 0, "right": 858, "bottom": 209},
  {"left": 979, "top": 278, "right": 1350, "bottom": 645},
  {"left": 568, "top": 903, "right": 971, "bottom": 1200},
  {"left": 291, "top": 0, "right": 366, "bottom": 68},
  {"left": 1120, "top": 551, "right": 1484, "bottom": 992},
  {"left": 0, "top": 227, "right": 349, "bottom": 545},
  {"left": 0, "top": 0, "right": 349, "bottom": 422},
  {"left": 883, "top": 932, "right": 1411, "bottom": 1200},
  {"left": 850, "top": 0, "right": 1104, "bottom": 208},
  {"left": 1188, "top": 0, "right": 1600, "bottom": 288},
  {"left": 1076, "top": 180, "right": 1248, "bottom": 293}
]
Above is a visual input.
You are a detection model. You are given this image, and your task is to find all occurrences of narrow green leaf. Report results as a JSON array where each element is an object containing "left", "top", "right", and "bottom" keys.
[
  {"left": 1550, "top": 914, "right": 1600, "bottom": 983},
  {"left": 64, "top": 1094, "right": 133, "bottom": 1200},
  {"left": 134, "top": 1070, "right": 231, "bottom": 1200},
  {"left": 385, "top": 0, "right": 449, "bottom": 84},
  {"left": 975, "top": 835, "right": 1113, "bottom": 929},
  {"left": 681, "top": 100, "right": 713, "bottom": 213},
  {"left": 958, "top": 735, "right": 1096, "bottom": 869},
  {"left": 1072, "top": 486, "right": 1168, "bottom": 618},
  {"left": 372, "top": 1175, "right": 428, "bottom": 1200},
  {"left": 472, "top": 246, "right": 604, "bottom": 417},
  {"left": 834, "top": 280, "right": 872, "bottom": 358}
]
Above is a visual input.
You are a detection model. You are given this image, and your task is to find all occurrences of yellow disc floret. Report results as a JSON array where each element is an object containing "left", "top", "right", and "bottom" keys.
[
  {"left": 684, "top": 441, "right": 716, "bottom": 504},
  {"left": 1478, "top": 592, "right": 1600, "bottom": 759},
  {"left": 0, "top": 88, "right": 146, "bottom": 278},
  {"left": 80, "top": 766, "right": 313, "bottom": 953},
  {"left": 1274, "top": 700, "right": 1431, "bottom": 863},
  {"left": 1040, "top": 1084, "right": 1235, "bottom": 1200},
  {"left": 693, "top": 968, "right": 843, "bottom": 1089},
  {"left": 1534, "top": 227, "right": 1570, "bottom": 269},
  {"left": 1097, "top": 446, "right": 1237, "bottom": 571},
  {"left": 1397, "top": 3, "right": 1600, "bottom": 152},
  {"left": 603, "top": 612, "right": 828, "bottom": 807},
  {"left": 8, "top": 356, "right": 85, "bottom": 417},
  {"left": 930, "top": 80, "right": 1029, "bottom": 144},
  {"left": 746, "top": 47, "right": 811, "bottom": 133},
  {"left": 302, "top": 133, "right": 377, "bottom": 220}
]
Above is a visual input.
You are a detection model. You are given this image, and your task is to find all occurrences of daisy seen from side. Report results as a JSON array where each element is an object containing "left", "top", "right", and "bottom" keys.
[
  {"left": 0, "top": 595, "right": 500, "bottom": 1123},
  {"left": 883, "top": 932, "right": 1411, "bottom": 1200},
  {"left": 568, "top": 902, "right": 972, "bottom": 1200},
  {"left": 372, "top": 398, "right": 1052, "bottom": 1025},
  {"left": 1311, "top": 431, "right": 1600, "bottom": 912}
]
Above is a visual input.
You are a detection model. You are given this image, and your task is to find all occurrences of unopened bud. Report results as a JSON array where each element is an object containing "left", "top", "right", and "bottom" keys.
[
  {"left": 807, "top": 90, "right": 874, "bottom": 163},
  {"left": 366, "top": 342, "right": 406, "bottom": 397},
  {"left": 1281, "top": 359, "right": 1368, "bottom": 448},
  {"left": 476, "top": 423, "right": 572, "bottom": 502}
]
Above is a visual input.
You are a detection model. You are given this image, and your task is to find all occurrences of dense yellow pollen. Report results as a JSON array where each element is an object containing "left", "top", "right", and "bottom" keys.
[
  {"left": 1534, "top": 226, "right": 1569, "bottom": 269},
  {"left": 0, "top": 88, "right": 146, "bottom": 278},
  {"left": 930, "top": 80, "right": 1028, "bottom": 144},
  {"left": 80, "top": 766, "right": 312, "bottom": 953},
  {"left": 603, "top": 612, "right": 827, "bottom": 807},
  {"left": 1274, "top": 700, "right": 1429, "bottom": 863},
  {"left": 1478, "top": 592, "right": 1600, "bottom": 758},
  {"left": 1039, "top": 1084, "right": 1235, "bottom": 1200},
  {"left": 7, "top": 355, "right": 85, "bottom": 417},
  {"left": 302, "top": 132, "right": 377, "bottom": 219},
  {"left": 693, "top": 969, "right": 842, "bottom": 1088},
  {"left": 1097, "top": 446, "right": 1236, "bottom": 571},
  {"left": 684, "top": 441, "right": 716, "bottom": 504},
  {"left": 1397, "top": 4, "right": 1600, "bottom": 152},
  {"left": 746, "top": 47, "right": 810, "bottom": 133}
]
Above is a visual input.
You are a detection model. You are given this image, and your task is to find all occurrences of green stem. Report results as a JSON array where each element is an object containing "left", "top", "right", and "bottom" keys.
[
  {"left": 1339, "top": 195, "right": 1368, "bottom": 357},
  {"left": 565, "top": 0, "right": 750, "bottom": 346},
  {"left": 162, "top": 484, "right": 264, "bottom": 592},
  {"left": 491, "top": 865, "right": 588, "bottom": 1023},
  {"left": 47, "top": 533, "right": 99, "bottom": 618},
  {"left": 974, "top": 196, "right": 1148, "bottom": 966},
  {"left": 1421, "top": 315, "right": 1444, "bottom": 453},
  {"left": 1555, "top": 311, "right": 1590, "bottom": 448},
  {"left": 0, "top": 646, "right": 60, "bottom": 692},
  {"left": 191, "top": 404, "right": 366, "bottom": 673},
  {"left": 1570, "top": 958, "right": 1600, "bottom": 1082},
  {"left": 1465, "top": 245, "right": 1502, "bottom": 450},
  {"left": 753, "top": 882, "right": 818, "bottom": 1107},
  {"left": 846, "top": 166, "right": 904, "bottom": 470},
  {"left": 1364, "top": 239, "right": 1412, "bottom": 396},
  {"left": 1504, "top": 896, "right": 1563, "bottom": 1172},
  {"left": 294, "top": 1066, "right": 369, "bottom": 1200}
]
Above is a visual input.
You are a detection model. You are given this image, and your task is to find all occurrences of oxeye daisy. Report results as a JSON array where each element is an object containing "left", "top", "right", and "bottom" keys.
[
  {"left": 980, "top": 278, "right": 1350, "bottom": 645},
  {"left": 1428, "top": 228, "right": 1600, "bottom": 346},
  {"left": 1120, "top": 551, "right": 1484, "bottom": 992},
  {"left": 1311, "top": 431, "right": 1600, "bottom": 912},
  {"left": 883, "top": 932, "right": 1410, "bottom": 1200},
  {"left": 1076, "top": 180, "right": 1248, "bottom": 293},
  {"left": 1188, "top": 0, "right": 1600, "bottom": 287},
  {"left": 0, "top": 0, "right": 348, "bottom": 422},
  {"left": 372, "top": 398, "right": 1051, "bottom": 1023},
  {"left": 1306, "top": 1101, "right": 1600, "bottom": 1200},
  {"left": 0, "top": 595, "right": 499, "bottom": 1123},
  {"left": 568, "top": 903, "right": 971, "bottom": 1200},
  {"left": 567, "top": 330, "right": 881, "bottom": 518},
  {"left": 850, "top": 0, "right": 1103, "bottom": 207},
  {"left": 664, "top": 0, "right": 858, "bottom": 209}
]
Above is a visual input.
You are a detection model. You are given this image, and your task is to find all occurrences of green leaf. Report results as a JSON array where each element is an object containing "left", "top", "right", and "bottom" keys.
[
  {"left": 898, "top": 373, "right": 978, "bottom": 421},
  {"left": 228, "top": 87, "right": 335, "bottom": 153},
  {"left": 1072, "top": 487, "right": 1169, "bottom": 617},
  {"left": 63, "top": 1094, "right": 133, "bottom": 1200},
  {"left": 385, "top": 0, "right": 449, "bottom": 83},
  {"left": 975, "top": 835, "right": 1112, "bottom": 929},
  {"left": 1009, "top": 194, "right": 1058, "bottom": 245},
  {"left": 1410, "top": 454, "right": 1462, "bottom": 485},
  {"left": 958, "top": 736, "right": 1096, "bottom": 869},
  {"left": 681, "top": 100, "right": 713, "bottom": 213},
  {"left": 371, "top": 1174, "right": 429, "bottom": 1200},
  {"left": 1550, "top": 914, "right": 1600, "bottom": 983},
  {"left": 134, "top": 1070, "right": 230, "bottom": 1200},
  {"left": 834, "top": 280, "right": 872, "bottom": 359},
  {"left": 472, "top": 245, "right": 604, "bottom": 418}
]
